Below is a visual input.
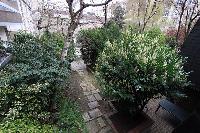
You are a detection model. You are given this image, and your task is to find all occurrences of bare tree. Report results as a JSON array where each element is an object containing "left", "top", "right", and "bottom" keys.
[
  {"left": 61, "top": 0, "right": 112, "bottom": 61},
  {"left": 172, "top": 0, "right": 200, "bottom": 42},
  {"left": 126, "top": 0, "right": 164, "bottom": 32},
  {"left": 142, "top": 0, "right": 164, "bottom": 31},
  {"left": 35, "top": 1, "right": 69, "bottom": 34}
]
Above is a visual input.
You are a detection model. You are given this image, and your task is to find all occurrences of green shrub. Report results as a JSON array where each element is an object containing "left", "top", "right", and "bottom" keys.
[
  {"left": 58, "top": 99, "right": 87, "bottom": 133},
  {"left": 40, "top": 32, "right": 64, "bottom": 54},
  {"left": 0, "top": 117, "right": 58, "bottom": 133},
  {"left": 145, "top": 27, "right": 166, "bottom": 44},
  {"left": 96, "top": 30, "right": 189, "bottom": 114},
  {"left": 0, "top": 32, "right": 69, "bottom": 120},
  {"left": 66, "top": 44, "right": 76, "bottom": 63},
  {"left": 78, "top": 23, "right": 121, "bottom": 69},
  {"left": 165, "top": 36, "right": 178, "bottom": 48}
]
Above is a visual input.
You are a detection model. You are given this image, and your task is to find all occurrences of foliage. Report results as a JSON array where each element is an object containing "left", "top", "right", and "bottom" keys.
[
  {"left": 0, "top": 32, "right": 69, "bottom": 121},
  {"left": 78, "top": 23, "right": 121, "bottom": 69},
  {"left": 40, "top": 32, "right": 64, "bottom": 54},
  {"left": 144, "top": 28, "right": 166, "bottom": 43},
  {"left": 58, "top": 99, "right": 88, "bottom": 133},
  {"left": 96, "top": 29, "right": 189, "bottom": 114},
  {"left": 166, "top": 26, "right": 186, "bottom": 46},
  {"left": 0, "top": 32, "right": 88, "bottom": 132},
  {"left": 0, "top": 117, "right": 58, "bottom": 133},
  {"left": 66, "top": 44, "right": 76, "bottom": 63},
  {"left": 165, "top": 36, "right": 178, "bottom": 48}
]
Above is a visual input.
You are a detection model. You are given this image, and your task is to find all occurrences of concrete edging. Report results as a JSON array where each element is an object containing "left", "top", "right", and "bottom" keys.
[{"left": 0, "top": 53, "right": 12, "bottom": 69}]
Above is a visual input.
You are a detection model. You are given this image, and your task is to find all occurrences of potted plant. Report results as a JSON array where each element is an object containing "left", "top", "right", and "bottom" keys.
[{"left": 96, "top": 28, "right": 189, "bottom": 133}]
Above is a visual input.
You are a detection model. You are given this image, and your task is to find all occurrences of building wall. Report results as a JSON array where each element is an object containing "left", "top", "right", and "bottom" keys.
[{"left": 16, "top": 0, "right": 40, "bottom": 33}]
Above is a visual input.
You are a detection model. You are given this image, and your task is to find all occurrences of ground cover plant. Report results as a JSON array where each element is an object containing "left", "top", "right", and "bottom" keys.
[
  {"left": 96, "top": 28, "right": 189, "bottom": 115},
  {"left": 78, "top": 22, "right": 122, "bottom": 69},
  {"left": 0, "top": 32, "right": 87, "bottom": 132}
]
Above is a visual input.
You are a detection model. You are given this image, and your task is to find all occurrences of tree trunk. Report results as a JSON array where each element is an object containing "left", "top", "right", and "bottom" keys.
[
  {"left": 176, "top": 0, "right": 187, "bottom": 42},
  {"left": 61, "top": 23, "right": 76, "bottom": 61}
]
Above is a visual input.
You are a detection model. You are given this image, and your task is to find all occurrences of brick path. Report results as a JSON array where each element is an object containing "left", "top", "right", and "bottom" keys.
[{"left": 71, "top": 59, "right": 115, "bottom": 133}]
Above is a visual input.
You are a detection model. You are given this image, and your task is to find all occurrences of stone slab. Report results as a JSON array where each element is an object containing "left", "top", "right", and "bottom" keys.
[
  {"left": 80, "top": 82, "right": 87, "bottom": 91},
  {"left": 87, "top": 95, "right": 96, "bottom": 102},
  {"left": 99, "top": 127, "right": 112, "bottom": 133},
  {"left": 94, "top": 93, "right": 102, "bottom": 101},
  {"left": 86, "top": 119, "right": 100, "bottom": 133},
  {"left": 97, "top": 117, "right": 106, "bottom": 128},
  {"left": 89, "top": 108, "right": 102, "bottom": 119},
  {"left": 88, "top": 101, "right": 100, "bottom": 109},
  {"left": 83, "top": 112, "right": 91, "bottom": 122},
  {"left": 84, "top": 91, "right": 91, "bottom": 96}
]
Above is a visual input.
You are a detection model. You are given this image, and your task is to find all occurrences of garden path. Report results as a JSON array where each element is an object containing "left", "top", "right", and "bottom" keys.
[{"left": 71, "top": 57, "right": 116, "bottom": 133}]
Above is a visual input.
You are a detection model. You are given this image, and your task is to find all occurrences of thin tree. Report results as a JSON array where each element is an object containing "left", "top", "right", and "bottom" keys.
[
  {"left": 126, "top": 0, "right": 164, "bottom": 32},
  {"left": 61, "top": 0, "right": 112, "bottom": 61},
  {"left": 172, "top": 0, "right": 200, "bottom": 42}
]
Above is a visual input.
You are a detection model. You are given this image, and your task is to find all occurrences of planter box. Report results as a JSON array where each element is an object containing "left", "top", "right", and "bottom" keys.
[
  {"left": 108, "top": 101, "right": 154, "bottom": 133},
  {"left": 0, "top": 53, "right": 12, "bottom": 69}
]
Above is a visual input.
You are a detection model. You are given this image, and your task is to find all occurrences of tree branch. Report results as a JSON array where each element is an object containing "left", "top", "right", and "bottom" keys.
[{"left": 74, "top": 0, "right": 112, "bottom": 17}]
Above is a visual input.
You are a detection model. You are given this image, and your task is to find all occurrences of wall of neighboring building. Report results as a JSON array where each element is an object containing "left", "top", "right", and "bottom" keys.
[
  {"left": 17, "top": 0, "right": 36, "bottom": 33},
  {"left": 0, "top": 27, "right": 7, "bottom": 41}
]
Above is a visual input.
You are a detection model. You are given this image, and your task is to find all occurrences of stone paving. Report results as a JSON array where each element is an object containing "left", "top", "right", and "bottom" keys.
[
  {"left": 145, "top": 98, "right": 176, "bottom": 133},
  {"left": 71, "top": 58, "right": 114, "bottom": 133}
]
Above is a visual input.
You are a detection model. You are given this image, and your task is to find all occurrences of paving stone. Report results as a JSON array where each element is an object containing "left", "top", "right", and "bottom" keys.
[
  {"left": 89, "top": 108, "right": 102, "bottom": 119},
  {"left": 83, "top": 112, "right": 91, "bottom": 122},
  {"left": 78, "top": 71, "right": 84, "bottom": 76},
  {"left": 94, "top": 93, "right": 102, "bottom": 101},
  {"left": 91, "top": 89, "right": 100, "bottom": 94},
  {"left": 89, "top": 84, "right": 96, "bottom": 91},
  {"left": 86, "top": 119, "right": 100, "bottom": 133},
  {"left": 83, "top": 91, "right": 91, "bottom": 96},
  {"left": 99, "top": 127, "right": 112, "bottom": 133},
  {"left": 88, "top": 101, "right": 100, "bottom": 109},
  {"left": 87, "top": 95, "right": 96, "bottom": 102},
  {"left": 80, "top": 82, "right": 87, "bottom": 91},
  {"left": 97, "top": 117, "right": 106, "bottom": 128}
]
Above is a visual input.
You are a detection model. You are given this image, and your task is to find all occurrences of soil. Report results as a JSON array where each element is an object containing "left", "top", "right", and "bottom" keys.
[{"left": 110, "top": 111, "right": 154, "bottom": 133}]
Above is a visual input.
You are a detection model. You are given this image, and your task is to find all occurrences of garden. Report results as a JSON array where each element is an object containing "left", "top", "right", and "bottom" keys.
[
  {"left": 1, "top": 0, "right": 200, "bottom": 132},
  {"left": 0, "top": 14, "right": 194, "bottom": 133}
]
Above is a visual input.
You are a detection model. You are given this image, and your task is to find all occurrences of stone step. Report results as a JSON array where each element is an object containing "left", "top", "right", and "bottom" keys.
[
  {"left": 88, "top": 101, "right": 100, "bottom": 109},
  {"left": 89, "top": 108, "right": 103, "bottom": 119}
]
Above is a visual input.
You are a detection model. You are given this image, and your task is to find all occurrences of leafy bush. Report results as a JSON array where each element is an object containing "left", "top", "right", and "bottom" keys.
[
  {"left": 145, "top": 27, "right": 166, "bottom": 44},
  {"left": 165, "top": 26, "right": 186, "bottom": 46},
  {"left": 40, "top": 32, "right": 64, "bottom": 54},
  {"left": 0, "top": 32, "right": 69, "bottom": 120},
  {"left": 96, "top": 30, "right": 189, "bottom": 114},
  {"left": 165, "top": 36, "right": 178, "bottom": 48},
  {"left": 78, "top": 23, "right": 121, "bottom": 69},
  {"left": 66, "top": 44, "right": 77, "bottom": 63},
  {"left": 0, "top": 117, "right": 58, "bottom": 133},
  {"left": 58, "top": 99, "right": 87, "bottom": 133}
]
